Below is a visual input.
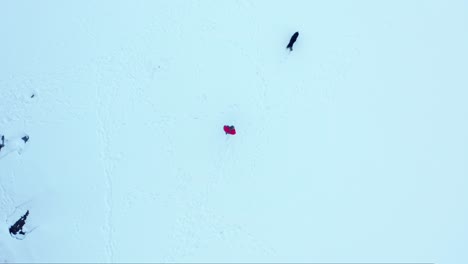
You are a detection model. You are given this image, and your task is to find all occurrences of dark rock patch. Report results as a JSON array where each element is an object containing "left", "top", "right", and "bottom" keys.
[
  {"left": 21, "top": 135, "right": 29, "bottom": 143},
  {"left": 0, "top": 135, "right": 4, "bottom": 152}
]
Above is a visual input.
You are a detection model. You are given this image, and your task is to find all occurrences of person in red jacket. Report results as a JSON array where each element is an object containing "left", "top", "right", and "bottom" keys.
[{"left": 223, "top": 125, "right": 236, "bottom": 135}]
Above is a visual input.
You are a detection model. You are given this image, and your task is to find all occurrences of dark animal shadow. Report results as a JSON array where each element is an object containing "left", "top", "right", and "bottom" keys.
[{"left": 286, "top": 31, "right": 299, "bottom": 51}]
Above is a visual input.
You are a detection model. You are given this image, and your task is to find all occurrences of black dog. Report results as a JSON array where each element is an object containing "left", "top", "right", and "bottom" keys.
[
  {"left": 9, "top": 210, "right": 29, "bottom": 237},
  {"left": 286, "top": 32, "right": 299, "bottom": 51}
]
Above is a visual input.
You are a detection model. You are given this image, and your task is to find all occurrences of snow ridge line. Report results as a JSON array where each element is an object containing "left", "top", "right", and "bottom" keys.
[
  {"left": 0, "top": 177, "right": 14, "bottom": 218},
  {"left": 96, "top": 88, "right": 116, "bottom": 262},
  {"left": 102, "top": 131, "right": 116, "bottom": 263}
]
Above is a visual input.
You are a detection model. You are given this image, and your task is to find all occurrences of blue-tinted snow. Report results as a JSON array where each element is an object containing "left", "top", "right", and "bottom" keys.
[{"left": 1, "top": 0, "right": 468, "bottom": 263}]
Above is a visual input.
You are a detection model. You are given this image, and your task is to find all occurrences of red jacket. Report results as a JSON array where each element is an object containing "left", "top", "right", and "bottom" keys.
[{"left": 223, "top": 125, "right": 236, "bottom": 135}]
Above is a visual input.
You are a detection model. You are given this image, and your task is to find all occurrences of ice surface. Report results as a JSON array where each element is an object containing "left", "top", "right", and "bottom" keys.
[{"left": 1, "top": 0, "right": 468, "bottom": 263}]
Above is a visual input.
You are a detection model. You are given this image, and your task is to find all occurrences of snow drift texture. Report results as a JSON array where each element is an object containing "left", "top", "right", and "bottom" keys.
[{"left": 1, "top": 0, "right": 468, "bottom": 263}]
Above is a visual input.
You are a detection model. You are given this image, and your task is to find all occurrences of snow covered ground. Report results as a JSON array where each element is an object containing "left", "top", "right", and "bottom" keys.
[{"left": 1, "top": 0, "right": 468, "bottom": 263}]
